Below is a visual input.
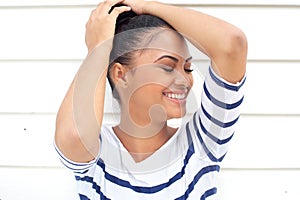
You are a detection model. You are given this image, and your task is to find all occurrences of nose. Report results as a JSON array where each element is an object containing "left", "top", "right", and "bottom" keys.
[{"left": 173, "top": 69, "right": 192, "bottom": 87}]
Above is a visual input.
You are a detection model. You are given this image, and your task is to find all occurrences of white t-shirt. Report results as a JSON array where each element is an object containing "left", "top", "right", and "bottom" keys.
[{"left": 55, "top": 66, "right": 246, "bottom": 200}]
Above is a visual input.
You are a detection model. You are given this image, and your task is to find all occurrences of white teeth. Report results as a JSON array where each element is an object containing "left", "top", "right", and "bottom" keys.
[{"left": 165, "top": 93, "right": 186, "bottom": 100}]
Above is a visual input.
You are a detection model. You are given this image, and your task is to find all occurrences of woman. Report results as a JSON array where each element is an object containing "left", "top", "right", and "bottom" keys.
[{"left": 55, "top": 0, "right": 247, "bottom": 199}]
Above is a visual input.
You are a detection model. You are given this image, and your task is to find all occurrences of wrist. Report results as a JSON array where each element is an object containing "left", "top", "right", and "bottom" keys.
[{"left": 142, "top": 1, "right": 160, "bottom": 15}]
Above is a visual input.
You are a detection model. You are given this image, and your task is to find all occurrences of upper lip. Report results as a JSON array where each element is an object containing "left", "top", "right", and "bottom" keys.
[{"left": 162, "top": 88, "right": 189, "bottom": 99}]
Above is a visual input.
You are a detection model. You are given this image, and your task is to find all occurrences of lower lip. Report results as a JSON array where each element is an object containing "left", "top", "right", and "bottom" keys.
[{"left": 163, "top": 95, "right": 187, "bottom": 105}]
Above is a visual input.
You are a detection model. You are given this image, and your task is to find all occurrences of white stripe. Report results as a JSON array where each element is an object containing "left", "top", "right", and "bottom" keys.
[
  {"left": 76, "top": 150, "right": 218, "bottom": 199},
  {"left": 54, "top": 65, "right": 246, "bottom": 199},
  {"left": 201, "top": 90, "right": 241, "bottom": 124},
  {"left": 206, "top": 68, "right": 245, "bottom": 104}
]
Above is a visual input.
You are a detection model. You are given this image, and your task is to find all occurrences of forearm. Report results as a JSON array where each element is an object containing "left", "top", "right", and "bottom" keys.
[
  {"left": 145, "top": 2, "right": 239, "bottom": 54},
  {"left": 54, "top": 0, "right": 131, "bottom": 162},
  {"left": 144, "top": 1, "right": 247, "bottom": 83},
  {"left": 55, "top": 44, "right": 110, "bottom": 162}
]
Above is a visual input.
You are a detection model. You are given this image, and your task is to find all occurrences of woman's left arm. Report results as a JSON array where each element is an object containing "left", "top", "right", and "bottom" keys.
[{"left": 124, "top": 0, "right": 247, "bottom": 83}]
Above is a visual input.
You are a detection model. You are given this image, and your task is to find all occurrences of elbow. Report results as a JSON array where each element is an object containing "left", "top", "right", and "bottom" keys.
[
  {"left": 54, "top": 118, "right": 77, "bottom": 148},
  {"left": 225, "top": 29, "right": 248, "bottom": 57},
  {"left": 213, "top": 29, "right": 248, "bottom": 83},
  {"left": 54, "top": 108, "right": 80, "bottom": 150}
]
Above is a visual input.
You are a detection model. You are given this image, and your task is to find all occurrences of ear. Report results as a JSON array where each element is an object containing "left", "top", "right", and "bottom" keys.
[{"left": 110, "top": 62, "right": 128, "bottom": 87}]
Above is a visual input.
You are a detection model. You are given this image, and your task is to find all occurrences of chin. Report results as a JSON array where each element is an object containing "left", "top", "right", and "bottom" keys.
[{"left": 168, "top": 109, "right": 187, "bottom": 119}]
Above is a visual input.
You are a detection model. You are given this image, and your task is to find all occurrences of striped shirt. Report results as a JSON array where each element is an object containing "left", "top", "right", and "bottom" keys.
[{"left": 55, "top": 66, "right": 246, "bottom": 200}]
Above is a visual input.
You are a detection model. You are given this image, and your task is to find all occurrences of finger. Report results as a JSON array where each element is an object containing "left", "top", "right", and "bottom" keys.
[
  {"left": 106, "top": 0, "right": 126, "bottom": 8},
  {"left": 96, "top": 0, "right": 125, "bottom": 13},
  {"left": 89, "top": 1, "right": 108, "bottom": 16},
  {"left": 109, "top": 6, "right": 131, "bottom": 18},
  {"left": 89, "top": 1, "right": 110, "bottom": 19}
]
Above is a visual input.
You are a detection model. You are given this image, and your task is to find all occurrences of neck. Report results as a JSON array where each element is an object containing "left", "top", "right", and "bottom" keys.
[{"left": 114, "top": 114, "right": 176, "bottom": 162}]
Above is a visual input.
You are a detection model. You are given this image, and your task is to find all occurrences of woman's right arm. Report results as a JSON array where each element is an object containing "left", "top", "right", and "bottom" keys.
[
  {"left": 124, "top": 0, "right": 247, "bottom": 84},
  {"left": 55, "top": 1, "right": 131, "bottom": 163}
]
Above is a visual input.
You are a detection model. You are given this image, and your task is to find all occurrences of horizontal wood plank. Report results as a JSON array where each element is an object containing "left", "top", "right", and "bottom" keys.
[
  {"left": 0, "top": 114, "right": 299, "bottom": 168},
  {"left": 240, "top": 61, "right": 300, "bottom": 115},
  {"left": 0, "top": 61, "right": 78, "bottom": 113},
  {"left": 0, "top": 7, "right": 299, "bottom": 60},
  {"left": 0, "top": 167, "right": 299, "bottom": 199},
  {"left": 222, "top": 114, "right": 300, "bottom": 169},
  {"left": 0, "top": 2, "right": 298, "bottom": 199},
  {"left": 0, "top": 114, "right": 61, "bottom": 167},
  {"left": 218, "top": 169, "right": 300, "bottom": 200},
  {"left": 0, "top": 167, "right": 78, "bottom": 200},
  {"left": 192, "top": 7, "right": 300, "bottom": 61},
  {"left": 1, "top": 61, "right": 299, "bottom": 114}
]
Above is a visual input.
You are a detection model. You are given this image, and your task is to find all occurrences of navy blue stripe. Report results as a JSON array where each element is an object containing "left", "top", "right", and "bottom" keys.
[
  {"left": 186, "top": 122, "right": 194, "bottom": 147},
  {"left": 201, "top": 187, "right": 218, "bottom": 200},
  {"left": 209, "top": 66, "right": 246, "bottom": 91},
  {"left": 193, "top": 113, "right": 227, "bottom": 162},
  {"left": 92, "top": 139, "right": 195, "bottom": 194},
  {"left": 54, "top": 144, "right": 93, "bottom": 167},
  {"left": 59, "top": 161, "right": 91, "bottom": 172},
  {"left": 197, "top": 113, "right": 234, "bottom": 145},
  {"left": 75, "top": 176, "right": 110, "bottom": 200},
  {"left": 79, "top": 194, "right": 90, "bottom": 200},
  {"left": 204, "top": 83, "right": 244, "bottom": 109},
  {"left": 201, "top": 103, "right": 239, "bottom": 128},
  {"left": 75, "top": 169, "right": 89, "bottom": 174},
  {"left": 54, "top": 145, "right": 94, "bottom": 173},
  {"left": 185, "top": 122, "right": 196, "bottom": 165},
  {"left": 175, "top": 166, "right": 220, "bottom": 200}
]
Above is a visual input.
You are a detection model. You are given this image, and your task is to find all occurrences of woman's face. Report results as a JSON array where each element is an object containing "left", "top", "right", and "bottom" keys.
[{"left": 117, "top": 29, "right": 194, "bottom": 126}]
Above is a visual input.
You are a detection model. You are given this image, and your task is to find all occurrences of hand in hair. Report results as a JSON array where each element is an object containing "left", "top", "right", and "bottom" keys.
[
  {"left": 85, "top": 0, "right": 131, "bottom": 52},
  {"left": 122, "top": 0, "right": 148, "bottom": 15}
]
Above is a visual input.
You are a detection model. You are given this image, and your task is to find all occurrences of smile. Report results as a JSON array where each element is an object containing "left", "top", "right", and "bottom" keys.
[
  {"left": 162, "top": 89, "right": 188, "bottom": 101},
  {"left": 163, "top": 93, "right": 186, "bottom": 100}
]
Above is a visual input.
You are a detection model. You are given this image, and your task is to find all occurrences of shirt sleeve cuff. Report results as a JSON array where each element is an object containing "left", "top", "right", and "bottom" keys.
[
  {"left": 53, "top": 140, "right": 99, "bottom": 173},
  {"left": 209, "top": 66, "right": 246, "bottom": 92}
]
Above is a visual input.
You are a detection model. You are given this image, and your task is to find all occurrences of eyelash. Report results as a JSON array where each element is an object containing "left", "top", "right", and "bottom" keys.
[
  {"left": 162, "top": 67, "right": 174, "bottom": 73},
  {"left": 162, "top": 67, "right": 194, "bottom": 73},
  {"left": 184, "top": 68, "right": 194, "bottom": 73}
]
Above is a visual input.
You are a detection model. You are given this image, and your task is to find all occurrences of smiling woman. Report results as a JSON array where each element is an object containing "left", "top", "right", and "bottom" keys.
[{"left": 54, "top": 0, "right": 247, "bottom": 199}]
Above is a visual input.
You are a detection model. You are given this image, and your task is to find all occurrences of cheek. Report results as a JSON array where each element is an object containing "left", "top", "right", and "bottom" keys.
[
  {"left": 189, "top": 75, "right": 194, "bottom": 86},
  {"left": 127, "top": 85, "right": 165, "bottom": 111},
  {"left": 132, "top": 85, "right": 165, "bottom": 100},
  {"left": 127, "top": 67, "right": 174, "bottom": 91}
]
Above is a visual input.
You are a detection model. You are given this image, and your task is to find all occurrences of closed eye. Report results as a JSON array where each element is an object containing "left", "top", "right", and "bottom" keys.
[
  {"left": 162, "top": 66, "right": 174, "bottom": 73},
  {"left": 184, "top": 68, "right": 194, "bottom": 73},
  {"left": 184, "top": 62, "right": 193, "bottom": 73}
]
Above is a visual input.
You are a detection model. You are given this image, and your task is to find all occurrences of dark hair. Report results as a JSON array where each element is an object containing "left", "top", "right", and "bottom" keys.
[{"left": 107, "top": 5, "right": 174, "bottom": 99}]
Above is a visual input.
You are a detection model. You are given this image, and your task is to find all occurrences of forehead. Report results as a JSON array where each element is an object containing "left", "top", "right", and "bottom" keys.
[{"left": 143, "top": 29, "right": 190, "bottom": 59}]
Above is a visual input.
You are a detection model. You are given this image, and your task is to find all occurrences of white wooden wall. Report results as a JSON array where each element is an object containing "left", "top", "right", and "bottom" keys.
[{"left": 0, "top": 0, "right": 300, "bottom": 199}]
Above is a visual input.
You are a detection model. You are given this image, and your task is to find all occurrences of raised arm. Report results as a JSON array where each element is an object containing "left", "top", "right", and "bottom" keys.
[
  {"left": 124, "top": 0, "right": 247, "bottom": 83},
  {"left": 55, "top": 1, "right": 131, "bottom": 163}
]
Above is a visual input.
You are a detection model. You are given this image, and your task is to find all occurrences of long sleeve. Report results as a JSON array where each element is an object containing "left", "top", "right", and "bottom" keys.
[{"left": 190, "top": 65, "right": 246, "bottom": 162}]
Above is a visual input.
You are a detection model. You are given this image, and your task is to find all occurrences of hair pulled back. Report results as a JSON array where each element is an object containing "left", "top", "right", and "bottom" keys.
[{"left": 108, "top": 5, "right": 174, "bottom": 99}]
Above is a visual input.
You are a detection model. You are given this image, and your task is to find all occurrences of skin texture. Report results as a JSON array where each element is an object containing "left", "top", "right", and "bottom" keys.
[
  {"left": 111, "top": 31, "right": 194, "bottom": 161},
  {"left": 55, "top": 0, "right": 247, "bottom": 163}
]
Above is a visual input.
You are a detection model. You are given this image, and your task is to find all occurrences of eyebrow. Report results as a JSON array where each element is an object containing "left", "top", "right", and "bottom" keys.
[
  {"left": 154, "top": 55, "right": 192, "bottom": 63},
  {"left": 185, "top": 56, "right": 193, "bottom": 62}
]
